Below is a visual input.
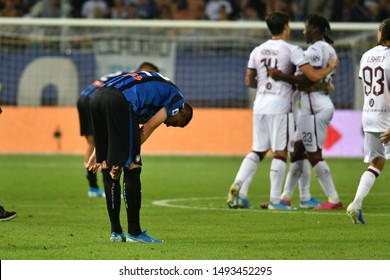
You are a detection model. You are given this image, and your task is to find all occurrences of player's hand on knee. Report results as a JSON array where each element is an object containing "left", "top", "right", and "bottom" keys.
[
  {"left": 86, "top": 149, "right": 97, "bottom": 170},
  {"left": 110, "top": 165, "right": 123, "bottom": 179},
  {"left": 87, "top": 163, "right": 101, "bottom": 174}
]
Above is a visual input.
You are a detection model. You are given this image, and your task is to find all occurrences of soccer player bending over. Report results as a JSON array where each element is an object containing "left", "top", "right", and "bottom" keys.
[
  {"left": 87, "top": 71, "right": 193, "bottom": 242},
  {"left": 77, "top": 62, "right": 159, "bottom": 198}
]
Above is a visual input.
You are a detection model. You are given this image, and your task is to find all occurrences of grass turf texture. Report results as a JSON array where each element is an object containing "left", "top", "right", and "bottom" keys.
[{"left": 0, "top": 154, "right": 389, "bottom": 260}]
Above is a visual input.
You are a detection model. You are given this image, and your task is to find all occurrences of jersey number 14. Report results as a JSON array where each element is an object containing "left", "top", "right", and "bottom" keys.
[{"left": 261, "top": 58, "right": 278, "bottom": 68}]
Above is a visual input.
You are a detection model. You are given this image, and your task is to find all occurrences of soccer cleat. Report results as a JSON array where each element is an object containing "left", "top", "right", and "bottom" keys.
[
  {"left": 110, "top": 232, "right": 126, "bottom": 242},
  {"left": 227, "top": 183, "right": 239, "bottom": 209},
  {"left": 0, "top": 206, "right": 16, "bottom": 222},
  {"left": 237, "top": 196, "right": 252, "bottom": 209},
  {"left": 300, "top": 197, "right": 322, "bottom": 209},
  {"left": 126, "top": 231, "right": 164, "bottom": 243},
  {"left": 280, "top": 199, "right": 291, "bottom": 206},
  {"left": 347, "top": 204, "right": 365, "bottom": 224},
  {"left": 88, "top": 187, "right": 105, "bottom": 198},
  {"left": 314, "top": 201, "right": 343, "bottom": 210},
  {"left": 268, "top": 201, "right": 297, "bottom": 211}
]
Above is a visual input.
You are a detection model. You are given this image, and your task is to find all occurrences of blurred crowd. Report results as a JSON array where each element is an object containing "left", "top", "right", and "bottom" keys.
[{"left": 0, "top": 0, "right": 389, "bottom": 22}]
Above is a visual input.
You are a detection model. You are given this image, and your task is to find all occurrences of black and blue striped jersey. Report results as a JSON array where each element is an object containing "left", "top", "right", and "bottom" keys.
[
  {"left": 80, "top": 71, "right": 125, "bottom": 98},
  {"left": 102, "top": 71, "right": 185, "bottom": 124}
]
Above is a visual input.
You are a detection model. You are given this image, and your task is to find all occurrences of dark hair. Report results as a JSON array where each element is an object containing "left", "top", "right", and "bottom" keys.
[
  {"left": 379, "top": 18, "right": 390, "bottom": 44},
  {"left": 137, "top": 62, "right": 160, "bottom": 72},
  {"left": 181, "top": 102, "right": 193, "bottom": 127},
  {"left": 306, "top": 14, "right": 334, "bottom": 44},
  {"left": 265, "top": 11, "right": 289, "bottom": 36}
]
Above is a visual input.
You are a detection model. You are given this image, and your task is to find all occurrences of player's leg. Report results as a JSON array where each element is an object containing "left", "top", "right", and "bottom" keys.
[
  {"left": 123, "top": 164, "right": 163, "bottom": 243},
  {"left": 124, "top": 165, "right": 142, "bottom": 236},
  {"left": 281, "top": 140, "right": 305, "bottom": 203},
  {"left": 114, "top": 107, "right": 162, "bottom": 243},
  {"left": 85, "top": 135, "right": 97, "bottom": 186},
  {"left": 347, "top": 132, "right": 387, "bottom": 224},
  {"left": 227, "top": 151, "right": 265, "bottom": 208},
  {"left": 90, "top": 87, "right": 126, "bottom": 242},
  {"left": 227, "top": 114, "right": 267, "bottom": 209},
  {"left": 307, "top": 150, "right": 342, "bottom": 209},
  {"left": 280, "top": 111, "right": 317, "bottom": 208},
  {"left": 268, "top": 114, "right": 296, "bottom": 210},
  {"left": 119, "top": 109, "right": 142, "bottom": 237},
  {"left": 291, "top": 109, "right": 313, "bottom": 205},
  {"left": 85, "top": 135, "right": 105, "bottom": 197},
  {"left": 77, "top": 95, "right": 104, "bottom": 197},
  {"left": 101, "top": 161, "right": 123, "bottom": 240},
  {"left": 297, "top": 155, "right": 322, "bottom": 208},
  {"left": 269, "top": 151, "right": 287, "bottom": 203},
  {"left": 303, "top": 109, "right": 342, "bottom": 210}
]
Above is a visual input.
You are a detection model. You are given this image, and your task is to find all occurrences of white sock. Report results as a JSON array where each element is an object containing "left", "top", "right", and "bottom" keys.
[
  {"left": 298, "top": 159, "right": 311, "bottom": 201},
  {"left": 234, "top": 152, "right": 260, "bottom": 198},
  {"left": 352, "top": 166, "right": 380, "bottom": 209},
  {"left": 239, "top": 168, "right": 259, "bottom": 199},
  {"left": 313, "top": 160, "right": 340, "bottom": 204},
  {"left": 281, "top": 160, "right": 303, "bottom": 200},
  {"left": 270, "top": 158, "right": 287, "bottom": 204}
]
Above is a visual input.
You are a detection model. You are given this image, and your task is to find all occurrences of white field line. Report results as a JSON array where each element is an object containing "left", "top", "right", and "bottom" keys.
[
  {"left": 152, "top": 196, "right": 390, "bottom": 217},
  {"left": 19, "top": 193, "right": 390, "bottom": 217}
]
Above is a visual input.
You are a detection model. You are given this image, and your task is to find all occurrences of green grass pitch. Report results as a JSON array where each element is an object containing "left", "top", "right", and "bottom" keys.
[{"left": 0, "top": 154, "right": 389, "bottom": 260}]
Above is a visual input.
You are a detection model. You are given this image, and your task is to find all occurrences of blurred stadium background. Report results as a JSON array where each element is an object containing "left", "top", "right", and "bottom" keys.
[{"left": 0, "top": 17, "right": 380, "bottom": 155}]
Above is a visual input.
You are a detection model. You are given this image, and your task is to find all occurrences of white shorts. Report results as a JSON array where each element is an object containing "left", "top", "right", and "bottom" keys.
[
  {"left": 363, "top": 132, "right": 390, "bottom": 163},
  {"left": 252, "top": 113, "right": 294, "bottom": 152},
  {"left": 300, "top": 108, "right": 334, "bottom": 152}
]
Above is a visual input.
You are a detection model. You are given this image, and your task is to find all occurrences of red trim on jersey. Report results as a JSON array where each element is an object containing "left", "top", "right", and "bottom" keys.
[{"left": 93, "top": 80, "right": 104, "bottom": 87}]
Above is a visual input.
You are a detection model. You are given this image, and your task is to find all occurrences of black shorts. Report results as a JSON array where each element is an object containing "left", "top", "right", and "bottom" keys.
[
  {"left": 77, "top": 95, "right": 94, "bottom": 136},
  {"left": 89, "top": 87, "right": 141, "bottom": 168}
]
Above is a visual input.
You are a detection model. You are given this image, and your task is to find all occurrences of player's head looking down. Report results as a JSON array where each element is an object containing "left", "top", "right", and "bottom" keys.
[
  {"left": 137, "top": 61, "right": 160, "bottom": 72},
  {"left": 164, "top": 102, "right": 193, "bottom": 128}
]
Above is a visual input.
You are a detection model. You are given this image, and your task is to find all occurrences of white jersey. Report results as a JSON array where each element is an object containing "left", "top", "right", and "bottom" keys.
[
  {"left": 360, "top": 45, "right": 390, "bottom": 132},
  {"left": 248, "top": 39, "right": 308, "bottom": 114},
  {"left": 300, "top": 40, "right": 337, "bottom": 115}
]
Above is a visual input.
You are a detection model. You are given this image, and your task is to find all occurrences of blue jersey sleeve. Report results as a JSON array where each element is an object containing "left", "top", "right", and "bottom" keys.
[{"left": 162, "top": 89, "right": 185, "bottom": 118}]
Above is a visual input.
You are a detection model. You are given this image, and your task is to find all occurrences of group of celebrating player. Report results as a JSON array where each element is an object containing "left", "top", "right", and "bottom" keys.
[{"left": 226, "top": 11, "right": 390, "bottom": 227}]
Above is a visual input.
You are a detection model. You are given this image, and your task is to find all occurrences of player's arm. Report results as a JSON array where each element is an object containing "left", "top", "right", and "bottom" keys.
[
  {"left": 268, "top": 68, "right": 310, "bottom": 85},
  {"left": 299, "top": 56, "right": 338, "bottom": 82},
  {"left": 245, "top": 68, "right": 257, "bottom": 88},
  {"left": 268, "top": 68, "right": 334, "bottom": 93},
  {"left": 299, "top": 82, "right": 335, "bottom": 93},
  {"left": 86, "top": 148, "right": 102, "bottom": 173},
  {"left": 140, "top": 107, "right": 167, "bottom": 144}
]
